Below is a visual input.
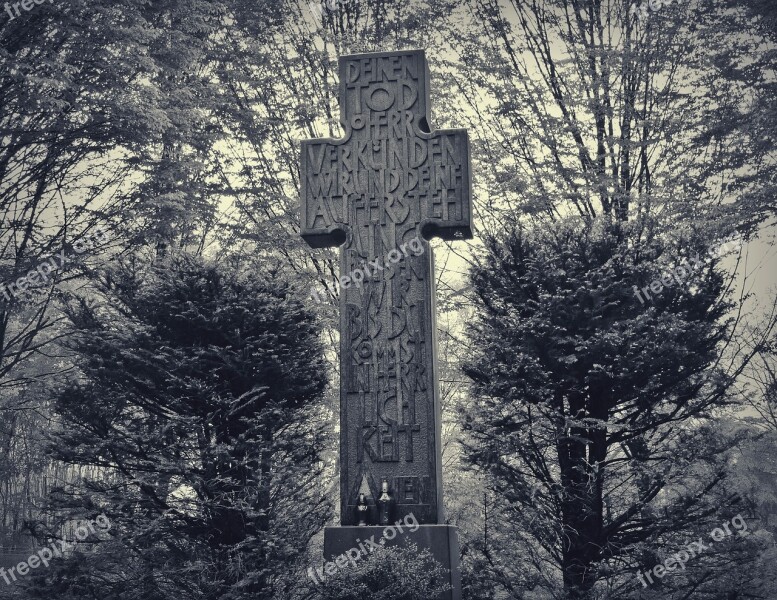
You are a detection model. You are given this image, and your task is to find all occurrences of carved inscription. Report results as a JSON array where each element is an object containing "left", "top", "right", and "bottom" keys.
[{"left": 300, "top": 50, "right": 473, "bottom": 525}]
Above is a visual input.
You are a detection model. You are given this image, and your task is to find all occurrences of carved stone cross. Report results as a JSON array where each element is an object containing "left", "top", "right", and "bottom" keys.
[{"left": 300, "top": 49, "right": 472, "bottom": 526}]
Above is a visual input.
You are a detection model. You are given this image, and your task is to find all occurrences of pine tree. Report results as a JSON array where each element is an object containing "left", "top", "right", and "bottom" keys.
[
  {"left": 29, "top": 257, "right": 331, "bottom": 600},
  {"left": 461, "top": 219, "right": 772, "bottom": 599}
]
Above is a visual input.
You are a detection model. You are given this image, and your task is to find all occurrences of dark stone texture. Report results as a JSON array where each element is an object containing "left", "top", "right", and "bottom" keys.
[
  {"left": 300, "top": 49, "right": 473, "bottom": 527},
  {"left": 300, "top": 47, "right": 470, "bottom": 599}
]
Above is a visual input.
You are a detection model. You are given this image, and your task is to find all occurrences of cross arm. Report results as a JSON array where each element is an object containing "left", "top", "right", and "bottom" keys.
[
  {"left": 300, "top": 138, "right": 349, "bottom": 249},
  {"left": 415, "top": 127, "right": 473, "bottom": 242}
]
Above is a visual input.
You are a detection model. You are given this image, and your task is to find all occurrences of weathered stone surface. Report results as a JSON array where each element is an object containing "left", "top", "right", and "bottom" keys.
[{"left": 300, "top": 49, "right": 472, "bottom": 526}]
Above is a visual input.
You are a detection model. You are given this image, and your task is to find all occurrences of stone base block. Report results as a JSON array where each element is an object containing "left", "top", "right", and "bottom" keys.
[{"left": 320, "top": 524, "right": 461, "bottom": 600}]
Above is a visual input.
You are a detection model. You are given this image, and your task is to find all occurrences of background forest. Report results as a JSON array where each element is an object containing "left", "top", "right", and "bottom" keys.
[{"left": 1, "top": 0, "right": 776, "bottom": 599}]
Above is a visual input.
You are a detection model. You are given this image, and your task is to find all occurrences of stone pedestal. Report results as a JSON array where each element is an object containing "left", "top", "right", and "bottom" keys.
[{"left": 322, "top": 524, "right": 461, "bottom": 600}]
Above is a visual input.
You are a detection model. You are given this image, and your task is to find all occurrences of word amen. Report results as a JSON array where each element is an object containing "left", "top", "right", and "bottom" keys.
[
  {"left": 0, "top": 514, "right": 112, "bottom": 585},
  {"left": 629, "top": 0, "right": 676, "bottom": 21},
  {"left": 309, "top": 236, "right": 425, "bottom": 303},
  {"left": 633, "top": 233, "right": 742, "bottom": 305},
  {"left": 307, "top": 513, "right": 420, "bottom": 585},
  {"left": 637, "top": 514, "right": 748, "bottom": 587},
  {"left": 1, "top": 227, "right": 109, "bottom": 303},
  {"left": 4, "top": 0, "right": 54, "bottom": 20}
]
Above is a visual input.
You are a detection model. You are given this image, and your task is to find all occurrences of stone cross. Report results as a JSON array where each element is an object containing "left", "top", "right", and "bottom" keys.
[{"left": 300, "top": 49, "right": 472, "bottom": 526}]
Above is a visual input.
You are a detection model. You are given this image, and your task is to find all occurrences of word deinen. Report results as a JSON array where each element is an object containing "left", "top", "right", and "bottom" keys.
[
  {"left": 637, "top": 514, "right": 748, "bottom": 587},
  {"left": 306, "top": 512, "right": 420, "bottom": 585},
  {"left": 0, "top": 514, "right": 112, "bottom": 585},
  {"left": 309, "top": 236, "right": 424, "bottom": 303}
]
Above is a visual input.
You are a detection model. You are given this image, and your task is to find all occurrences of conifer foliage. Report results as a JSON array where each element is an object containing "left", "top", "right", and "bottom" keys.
[
  {"left": 38, "top": 258, "right": 330, "bottom": 600},
  {"left": 461, "top": 220, "right": 770, "bottom": 599}
]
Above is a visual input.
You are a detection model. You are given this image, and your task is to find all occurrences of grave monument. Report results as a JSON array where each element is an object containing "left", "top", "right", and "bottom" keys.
[{"left": 300, "top": 49, "right": 472, "bottom": 599}]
